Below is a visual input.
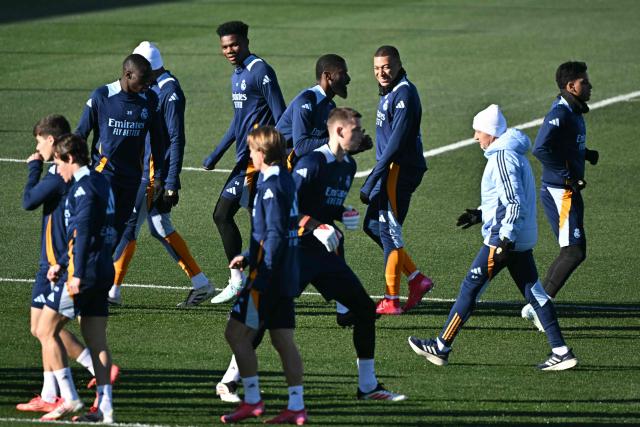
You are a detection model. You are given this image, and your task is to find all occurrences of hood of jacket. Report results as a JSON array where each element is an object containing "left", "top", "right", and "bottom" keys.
[{"left": 484, "top": 128, "right": 531, "bottom": 158}]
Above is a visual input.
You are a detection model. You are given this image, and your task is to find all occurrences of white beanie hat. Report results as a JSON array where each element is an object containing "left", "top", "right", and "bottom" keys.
[
  {"left": 132, "top": 41, "right": 163, "bottom": 70},
  {"left": 472, "top": 104, "right": 507, "bottom": 137}
]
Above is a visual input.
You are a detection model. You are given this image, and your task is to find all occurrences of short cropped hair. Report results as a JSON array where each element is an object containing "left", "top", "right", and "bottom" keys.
[
  {"left": 123, "top": 53, "right": 151, "bottom": 73},
  {"left": 374, "top": 45, "right": 401, "bottom": 63},
  {"left": 556, "top": 61, "right": 588, "bottom": 90},
  {"left": 327, "top": 107, "right": 362, "bottom": 128},
  {"left": 33, "top": 115, "right": 71, "bottom": 138},
  {"left": 53, "top": 133, "right": 90, "bottom": 166},
  {"left": 247, "top": 126, "right": 286, "bottom": 166},
  {"left": 315, "top": 54, "right": 346, "bottom": 80},
  {"left": 217, "top": 21, "right": 249, "bottom": 39}
]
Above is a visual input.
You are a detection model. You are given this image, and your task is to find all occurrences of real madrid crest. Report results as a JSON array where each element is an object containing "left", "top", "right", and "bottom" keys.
[
  {"left": 241, "top": 79, "right": 246, "bottom": 91},
  {"left": 141, "top": 108, "right": 149, "bottom": 120}
]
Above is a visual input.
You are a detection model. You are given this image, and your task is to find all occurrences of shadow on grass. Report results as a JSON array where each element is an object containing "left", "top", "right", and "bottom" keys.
[{"left": 0, "top": 0, "right": 177, "bottom": 25}]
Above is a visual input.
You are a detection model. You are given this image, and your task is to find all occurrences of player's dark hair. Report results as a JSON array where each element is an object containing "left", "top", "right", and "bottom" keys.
[
  {"left": 374, "top": 45, "right": 402, "bottom": 64},
  {"left": 556, "top": 61, "right": 588, "bottom": 90},
  {"left": 33, "top": 115, "right": 71, "bottom": 138},
  {"left": 247, "top": 126, "right": 286, "bottom": 166},
  {"left": 53, "top": 133, "right": 90, "bottom": 166},
  {"left": 315, "top": 54, "right": 346, "bottom": 80},
  {"left": 217, "top": 21, "right": 249, "bottom": 39},
  {"left": 123, "top": 53, "right": 151, "bottom": 73},
  {"left": 327, "top": 107, "right": 362, "bottom": 128}
]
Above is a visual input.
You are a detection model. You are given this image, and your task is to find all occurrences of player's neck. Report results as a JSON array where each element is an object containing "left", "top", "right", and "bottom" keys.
[{"left": 328, "top": 140, "right": 345, "bottom": 162}]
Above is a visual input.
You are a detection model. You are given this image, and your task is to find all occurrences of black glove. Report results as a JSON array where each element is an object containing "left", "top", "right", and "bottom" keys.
[
  {"left": 456, "top": 209, "right": 482, "bottom": 229},
  {"left": 348, "top": 132, "right": 374, "bottom": 155},
  {"left": 163, "top": 189, "right": 179, "bottom": 207},
  {"left": 360, "top": 191, "right": 370, "bottom": 205},
  {"left": 568, "top": 178, "right": 587, "bottom": 193},
  {"left": 152, "top": 180, "right": 164, "bottom": 204},
  {"left": 585, "top": 149, "right": 599, "bottom": 165},
  {"left": 493, "top": 237, "right": 514, "bottom": 265}
]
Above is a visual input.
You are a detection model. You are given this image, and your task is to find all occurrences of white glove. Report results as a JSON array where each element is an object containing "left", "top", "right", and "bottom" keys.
[
  {"left": 313, "top": 224, "right": 341, "bottom": 252},
  {"left": 341, "top": 207, "right": 360, "bottom": 230}
]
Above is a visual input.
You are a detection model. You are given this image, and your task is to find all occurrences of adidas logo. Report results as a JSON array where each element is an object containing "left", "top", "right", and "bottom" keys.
[
  {"left": 548, "top": 118, "right": 560, "bottom": 127},
  {"left": 296, "top": 168, "right": 308, "bottom": 178},
  {"left": 74, "top": 186, "right": 86, "bottom": 198},
  {"left": 86, "top": 98, "right": 92, "bottom": 107},
  {"left": 470, "top": 266, "right": 482, "bottom": 279},
  {"left": 395, "top": 100, "right": 405, "bottom": 109},
  {"left": 47, "top": 293, "right": 55, "bottom": 302},
  {"left": 33, "top": 294, "right": 47, "bottom": 304},
  {"left": 378, "top": 214, "right": 386, "bottom": 223},
  {"left": 226, "top": 187, "right": 237, "bottom": 195},
  {"left": 168, "top": 93, "right": 179, "bottom": 102},
  {"left": 263, "top": 188, "right": 274, "bottom": 199},
  {"left": 262, "top": 75, "right": 271, "bottom": 85},
  {"left": 301, "top": 103, "right": 312, "bottom": 111}
]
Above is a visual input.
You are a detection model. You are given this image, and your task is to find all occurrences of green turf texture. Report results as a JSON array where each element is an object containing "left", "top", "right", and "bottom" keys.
[{"left": 1, "top": 0, "right": 639, "bottom": 425}]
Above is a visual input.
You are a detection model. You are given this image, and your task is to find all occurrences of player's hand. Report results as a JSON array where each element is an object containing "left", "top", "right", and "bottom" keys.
[
  {"left": 47, "top": 264, "right": 62, "bottom": 282},
  {"left": 313, "top": 224, "right": 342, "bottom": 252},
  {"left": 152, "top": 180, "right": 164, "bottom": 204},
  {"left": 568, "top": 178, "right": 586, "bottom": 193},
  {"left": 163, "top": 189, "right": 179, "bottom": 207},
  {"left": 341, "top": 206, "right": 360, "bottom": 230},
  {"left": 68, "top": 277, "right": 81, "bottom": 296},
  {"left": 27, "top": 152, "right": 44, "bottom": 163},
  {"left": 585, "top": 149, "right": 599, "bottom": 165},
  {"left": 348, "top": 132, "right": 374, "bottom": 155},
  {"left": 202, "top": 154, "right": 217, "bottom": 170},
  {"left": 229, "top": 255, "right": 246, "bottom": 271},
  {"left": 493, "top": 237, "right": 514, "bottom": 265},
  {"left": 359, "top": 191, "right": 370, "bottom": 205},
  {"left": 456, "top": 209, "right": 482, "bottom": 229}
]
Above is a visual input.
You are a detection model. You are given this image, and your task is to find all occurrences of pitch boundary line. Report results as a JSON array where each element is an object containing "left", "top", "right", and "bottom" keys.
[
  {"left": 0, "top": 417, "right": 190, "bottom": 427},
  {"left": 3, "top": 277, "right": 639, "bottom": 311},
  {"left": 1, "top": 91, "right": 638, "bottom": 177}
]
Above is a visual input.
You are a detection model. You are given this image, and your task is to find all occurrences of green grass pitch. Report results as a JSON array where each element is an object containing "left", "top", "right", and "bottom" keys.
[{"left": 1, "top": 0, "right": 639, "bottom": 425}]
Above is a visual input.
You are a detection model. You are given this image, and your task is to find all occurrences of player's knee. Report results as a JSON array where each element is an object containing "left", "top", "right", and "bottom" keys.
[{"left": 561, "top": 244, "right": 586, "bottom": 266}]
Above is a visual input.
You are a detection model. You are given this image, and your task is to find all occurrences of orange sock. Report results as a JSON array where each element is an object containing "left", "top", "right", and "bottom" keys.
[
  {"left": 113, "top": 240, "right": 137, "bottom": 286},
  {"left": 164, "top": 231, "right": 202, "bottom": 278},
  {"left": 384, "top": 249, "right": 403, "bottom": 298},
  {"left": 400, "top": 248, "right": 418, "bottom": 277}
]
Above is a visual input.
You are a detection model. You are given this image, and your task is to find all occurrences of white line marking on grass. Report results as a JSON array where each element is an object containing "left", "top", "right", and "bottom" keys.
[
  {"left": 0, "top": 417, "right": 191, "bottom": 427},
  {"left": 1, "top": 91, "right": 638, "bottom": 176},
  {"left": 3, "top": 277, "right": 639, "bottom": 311},
  {"left": 353, "top": 90, "right": 640, "bottom": 178}
]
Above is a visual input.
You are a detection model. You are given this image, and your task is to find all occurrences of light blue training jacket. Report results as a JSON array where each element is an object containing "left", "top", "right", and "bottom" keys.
[{"left": 480, "top": 128, "right": 537, "bottom": 251}]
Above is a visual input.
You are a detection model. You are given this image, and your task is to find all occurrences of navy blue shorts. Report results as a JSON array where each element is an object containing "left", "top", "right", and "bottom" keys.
[
  {"left": 45, "top": 278, "right": 109, "bottom": 320},
  {"left": 219, "top": 162, "right": 257, "bottom": 209},
  {"left": 32, "top": 265, "right": 57, "bottom": 309},
  {"left": 299, "top": 248, "right": 363, "bottom": 302},
  {"left": 540, "top": 183, "right": 586, "bottom": 247},
  {"left": 230, "top": 285, "right": 295, "bottom": 330}
]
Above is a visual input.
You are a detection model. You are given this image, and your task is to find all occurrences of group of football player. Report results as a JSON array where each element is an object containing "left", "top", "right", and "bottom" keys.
[{"left": 18, "top": 19, "right": 597, "bottom": 424}]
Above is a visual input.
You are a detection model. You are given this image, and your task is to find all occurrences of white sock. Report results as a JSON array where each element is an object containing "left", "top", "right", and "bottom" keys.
[
  {"left": 241, "top": 376, "right": 261, "bottom": 404},
  {"left": 108, "top": 285, "right": 120, "bottom": 298},
  {"left": 552, "top": 346, "right": 569, "bottom": 356},
  {"left": 384, "top": 294, "right": 399, "bottom": 300},
  {"left": 436, "top": 337, "right": 450, "bottom": 352},
  {"left": 75, "top": 348, "right": 95, "bottom": 376},
  {"left": 41, "top": 371, "right": 58, "bottom": 403},
  {"left": 191, "top": 272, "right": 209, "bottom": 289},
  {"left": 336, "top": 302, "right": 349, "bottom": 314},
  {"left": 357, "top": 358, "right": 377, "bottom": 393},
  {"left": 230, "top": 269, "right": 244, "bottom": 284},
  {"left": 287, "top": 385, "right": 304, "bottom": 411},
  {"left": 53, "top": 367, "right": 79, "bottom": 401},
  {"left": 97, "top": 384, "right": 113, "bottom": 415},
  {"left": 221, "top": 355, "right": 241, "bottom": 384},
  {"left": 407, "top": 270, "right": 419, "bottom": 281}
]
